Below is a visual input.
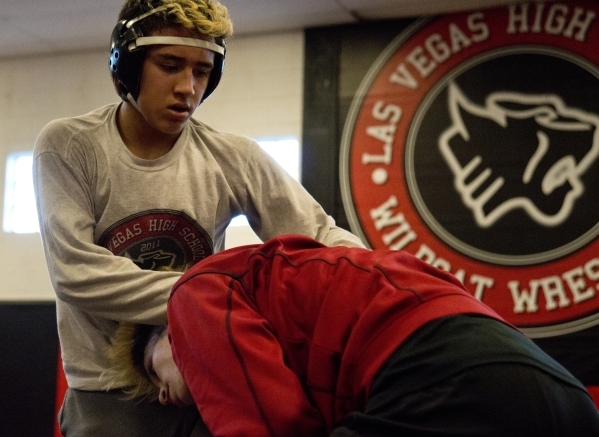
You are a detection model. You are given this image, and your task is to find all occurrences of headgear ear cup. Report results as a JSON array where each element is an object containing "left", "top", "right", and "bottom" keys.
[
  {"left": 109, "top": 19, "right": 146, "bottom": 102},
  {"left": 108, "top": 8, "right": 226, "bottom": 104},
  {"left": 203, "top": 37, "right": 225, "bottom": 102}
]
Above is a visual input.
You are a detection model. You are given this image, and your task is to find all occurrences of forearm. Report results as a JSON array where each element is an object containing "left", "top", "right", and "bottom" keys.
[
  {"left": 34, "top": 151, "right": 179, "bottom": 323},
  {"left": 316, "top": 218, "right": 366, "bottom": 248}
]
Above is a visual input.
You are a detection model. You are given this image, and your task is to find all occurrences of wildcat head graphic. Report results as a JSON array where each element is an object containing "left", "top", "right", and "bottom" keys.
[{"left": 440, "top": 82, "right": 599, "bottom": 228}]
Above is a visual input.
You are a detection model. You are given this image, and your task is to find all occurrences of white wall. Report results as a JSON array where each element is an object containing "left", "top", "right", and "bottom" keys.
[{"left": 0, "top": 31, "right": 304, "bottom": 301}]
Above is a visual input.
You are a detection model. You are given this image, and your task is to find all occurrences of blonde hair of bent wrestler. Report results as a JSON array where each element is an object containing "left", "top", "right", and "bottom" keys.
[{"left": 108, "top": 322, "right": 194, "bottom": 408}]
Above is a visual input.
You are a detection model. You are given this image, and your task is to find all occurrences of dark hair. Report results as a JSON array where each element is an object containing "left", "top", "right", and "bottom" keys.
[
  {"left": 132, "top": 324, "right": 167, "bottom": 376},
  {"left": 118, "top": 0, "right": 167, "bottom": 36}
]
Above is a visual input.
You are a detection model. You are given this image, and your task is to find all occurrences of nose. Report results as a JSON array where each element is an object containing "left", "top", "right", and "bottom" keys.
[
  {"left": 174, "top": 69, "right": 195, "bottom": 97},
  {"left": 158, "top": 387, "right": 169, "bottom": 405}
]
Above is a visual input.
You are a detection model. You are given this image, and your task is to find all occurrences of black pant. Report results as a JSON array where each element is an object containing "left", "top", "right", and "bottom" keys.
[{"left": 331, "top": 315, "right": 599, "bottom": 437}]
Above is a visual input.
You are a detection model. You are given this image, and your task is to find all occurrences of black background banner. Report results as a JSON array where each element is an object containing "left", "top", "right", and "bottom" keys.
[{"left": 302, "top": 3, "right": 599, "bottom": 386}]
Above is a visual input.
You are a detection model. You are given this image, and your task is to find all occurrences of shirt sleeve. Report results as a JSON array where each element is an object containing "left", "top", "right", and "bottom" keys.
[
  {"left": 168, "top": 272, "right": 327, "bottom": 437},
  {"left": 33, "top": 124, "right": 179, "bottom": 324},
  {"left": 237, "top": 141, "right": 365, "bottom": 249}
]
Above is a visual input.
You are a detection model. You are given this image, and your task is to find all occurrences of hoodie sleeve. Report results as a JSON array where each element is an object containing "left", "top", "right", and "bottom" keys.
[{"left": 168, "top": 271, "right": 327, "bottom": 437}]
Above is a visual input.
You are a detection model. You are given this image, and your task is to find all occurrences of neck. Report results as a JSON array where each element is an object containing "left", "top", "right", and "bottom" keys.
[{"left": 117, "top": 102, "right": 180, "bottom": 159}]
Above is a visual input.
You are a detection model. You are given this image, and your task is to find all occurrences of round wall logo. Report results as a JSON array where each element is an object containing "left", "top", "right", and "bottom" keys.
[
  {"left": 98, "top": 210, "right": 213, "bottom": 271},
  {"left": 340, "top": 1, "right": 599, "bottom": 336}
]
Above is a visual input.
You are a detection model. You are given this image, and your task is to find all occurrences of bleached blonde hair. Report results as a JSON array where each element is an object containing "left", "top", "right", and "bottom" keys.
[
  {"left": 119, "top": 0, "right": 233, "bottom": 39},
  {"left": 106, "top": 322, "right": 166, "bottom": 401}
]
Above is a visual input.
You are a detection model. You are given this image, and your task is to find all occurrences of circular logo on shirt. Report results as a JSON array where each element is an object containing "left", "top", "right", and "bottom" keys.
[
  {"left": 340, "top": 1, "right": 599, "bottom": 336},
  {"left": 98, "top": 210, "right": 213, "bottom": 270}
]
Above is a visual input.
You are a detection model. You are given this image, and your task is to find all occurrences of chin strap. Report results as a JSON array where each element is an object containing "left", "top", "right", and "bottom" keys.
[{"left": 125, "top": 93, "right": 142, "bottom": 112}]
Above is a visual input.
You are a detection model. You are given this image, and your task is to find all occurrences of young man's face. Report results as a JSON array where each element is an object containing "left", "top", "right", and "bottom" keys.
[
  {"left": 144, "top": 329, "right": 194, "bottom": 407},
  {"left": 135, "top": 26, "right": 216, "bottom": 135}
]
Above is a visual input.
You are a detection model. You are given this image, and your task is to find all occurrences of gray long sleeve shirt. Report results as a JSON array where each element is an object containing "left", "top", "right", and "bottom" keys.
[{"left": 33, "top": 103, "right": 364, "bottom": 390}]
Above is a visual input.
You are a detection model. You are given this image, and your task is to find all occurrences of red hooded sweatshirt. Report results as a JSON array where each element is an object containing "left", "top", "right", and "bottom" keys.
[{"left": 168, "top": 234, "right": 503, "bottom": 437}]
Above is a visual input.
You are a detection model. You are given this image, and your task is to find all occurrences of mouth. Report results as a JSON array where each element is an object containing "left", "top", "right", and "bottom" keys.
[
  {"left": 168, "top": 103, "right": 192, "bottom": 117},
  {"left": 169, "top": 394, "right": 185, "bottom": 408}
]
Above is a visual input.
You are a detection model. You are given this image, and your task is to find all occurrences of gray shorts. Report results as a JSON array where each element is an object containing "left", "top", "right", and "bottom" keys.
[{"left": 58, "top": 388, "right": 211, "bottom": 437}]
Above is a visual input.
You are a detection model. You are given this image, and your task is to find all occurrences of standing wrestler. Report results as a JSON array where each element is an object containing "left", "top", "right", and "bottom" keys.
[{"left": 33, "top": 1, "right": 363, "bottom": 436}]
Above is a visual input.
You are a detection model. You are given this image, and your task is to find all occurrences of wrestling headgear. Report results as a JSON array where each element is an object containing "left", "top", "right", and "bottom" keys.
[{"left": 108, "top": 6, "right": 226, "bottom": 105}]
